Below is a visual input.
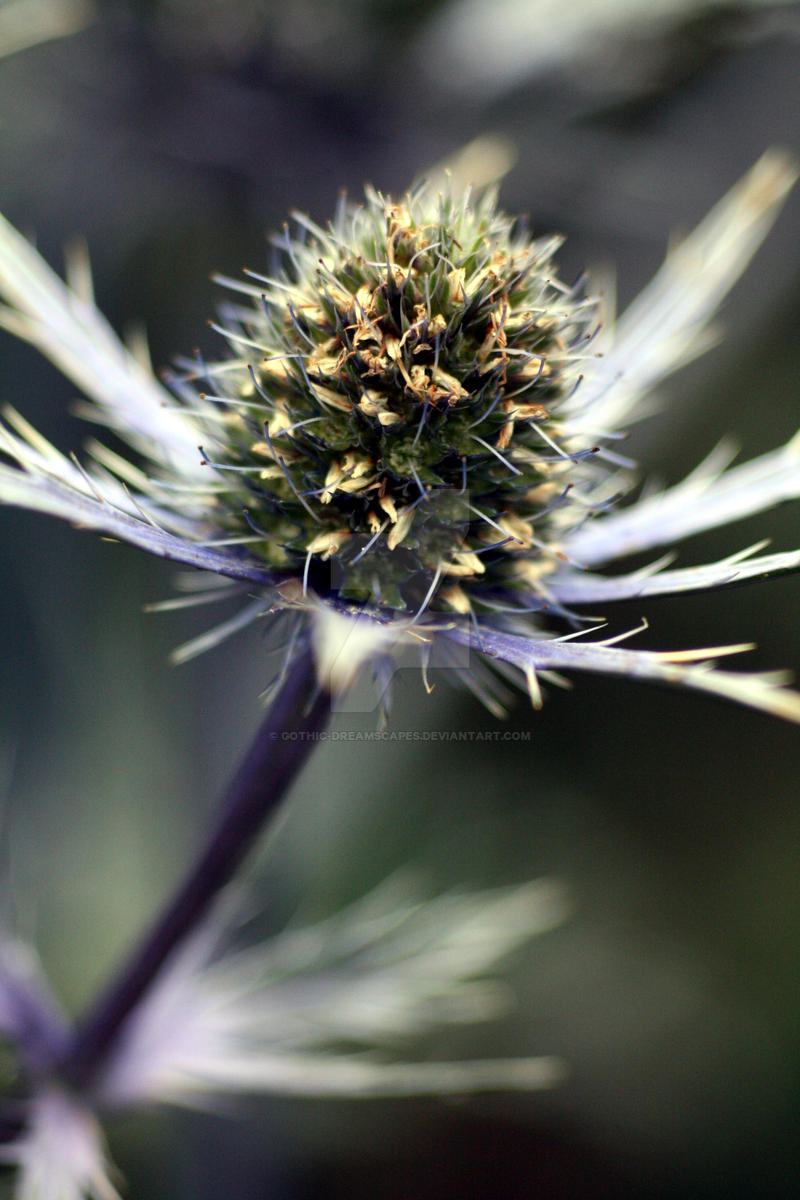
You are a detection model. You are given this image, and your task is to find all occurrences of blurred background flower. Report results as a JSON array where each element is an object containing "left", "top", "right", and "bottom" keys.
[
  {"left": 1, "top": 2, "right": 799, "bottom": 1197},
  {"left": 1, "top": 876, "right": 570, "bottom": 1199}
]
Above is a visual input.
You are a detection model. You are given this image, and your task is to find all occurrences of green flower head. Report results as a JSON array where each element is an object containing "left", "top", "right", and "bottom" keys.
[{"left": 199, "top": 184, "right": 596, "bottom": 614}]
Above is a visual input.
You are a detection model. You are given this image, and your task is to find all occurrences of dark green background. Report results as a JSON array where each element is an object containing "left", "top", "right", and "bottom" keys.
[{"left": 1, "top": 2, "right": 799, "bottom": 1196}]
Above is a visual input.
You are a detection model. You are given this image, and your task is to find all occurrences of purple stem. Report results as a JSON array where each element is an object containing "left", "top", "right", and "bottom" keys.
[{"left": 59, "top": 646, "right": 330, "bottom": 1091}]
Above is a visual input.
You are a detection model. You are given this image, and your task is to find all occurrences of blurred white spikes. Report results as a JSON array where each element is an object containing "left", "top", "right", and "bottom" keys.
[
  {"left": 94, "top": 875, "right": 570, "bottom": 1108},
  {"left": 1, "top": 876, "right": 568, "bottom": 1198},
  {"left": 0, "top": 213, "right": 206, "bottom": 474},
  {"left": 0, "top": 1088, "right": 120, "bottom": 1200},
  {"left": 0, "top": 0, "right": 93, "bottom": 61},
  {"left": 0, "top": 935, "right": 68, "bottom": 1075},
  {"left": 420, "top": 0, "right": 795, "bottom": 94},
  {"left": 563, "top": 150, "right": 799, "bottom": 436},
  {"left": 423, "top": 134, "right": 518, "bottom": 196}
]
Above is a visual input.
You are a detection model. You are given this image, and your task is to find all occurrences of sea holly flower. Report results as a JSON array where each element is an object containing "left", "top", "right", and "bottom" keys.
[
  {"left": 1, "top": 876, "right": 568, "bottom": 1199},
  {"left": 1, "top": 152, "right": 799, "bottom": 1200},
  {"left": 0, "top": 152, "right": 799, "bottom": 717}
]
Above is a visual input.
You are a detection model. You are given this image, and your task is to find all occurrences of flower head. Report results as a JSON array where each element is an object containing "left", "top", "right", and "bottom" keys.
[
  {"left": 195, "top": 185, "right": 595, "bottom": 614},
  {"left": 1, "top": 152, "right": 799, "bottom": 717}
]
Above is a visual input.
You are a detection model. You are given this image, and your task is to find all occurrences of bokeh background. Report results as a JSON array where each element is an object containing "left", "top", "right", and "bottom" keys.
[{"left": 1, "top": 1, "right": 800, "bottom": 1196}]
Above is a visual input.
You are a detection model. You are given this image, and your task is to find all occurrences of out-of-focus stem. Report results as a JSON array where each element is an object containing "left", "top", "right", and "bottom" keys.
[{"left": 60, "top": 647, "right": 330, "bottom": 1090}]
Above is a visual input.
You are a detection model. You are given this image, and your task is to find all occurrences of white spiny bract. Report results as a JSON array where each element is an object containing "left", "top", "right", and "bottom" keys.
[
  {"left": 0, "top": 1088, "right": 120, "bottom": 1200},
  {"left": 1, "top": 877, "right": 569, "bottom": 1199},
  {"left": 0, "top": 152, "right": 799, "bottom": 716},
  {"left": 92, "top": 875, "right": 569, "bottom": 1107}
]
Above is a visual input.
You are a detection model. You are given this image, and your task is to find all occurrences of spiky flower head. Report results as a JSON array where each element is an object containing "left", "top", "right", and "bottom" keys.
[
  {"left": 1, "top": 151, "right": 800, "bottom": 717},
  {"left": 205, "top": 185, "right": 594, "bottom": 615}
]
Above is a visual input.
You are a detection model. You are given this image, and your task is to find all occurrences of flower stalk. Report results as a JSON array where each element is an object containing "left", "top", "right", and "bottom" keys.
[{"left": 59, "top": 646, "right": 330, "bottom": 1092}]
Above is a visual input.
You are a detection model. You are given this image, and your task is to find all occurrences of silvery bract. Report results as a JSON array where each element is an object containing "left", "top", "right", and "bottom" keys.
[
  {"left": 1, "top": 877, "right": 569, "bottom": 1199},
  {"left": 0, "top": 153, "right": 799, "bottom": 717}
]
